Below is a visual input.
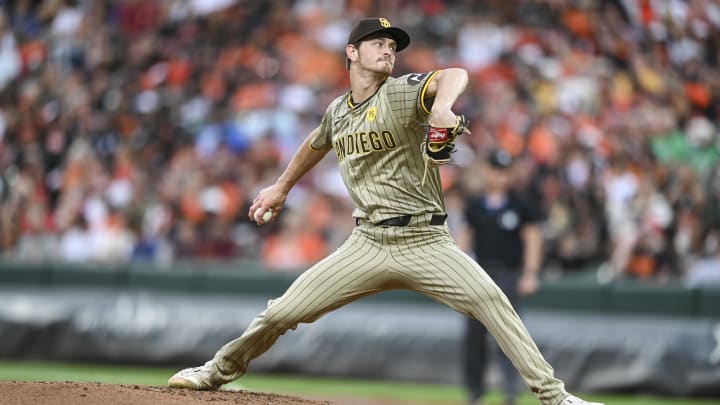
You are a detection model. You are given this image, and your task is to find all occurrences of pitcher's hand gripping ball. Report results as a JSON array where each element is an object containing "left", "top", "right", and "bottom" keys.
[{"left": 254, "top": 208, "right": 273, "bottom": 224}]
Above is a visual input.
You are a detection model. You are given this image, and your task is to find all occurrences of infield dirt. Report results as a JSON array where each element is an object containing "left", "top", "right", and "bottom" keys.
[
  {"left": 1, "top": 381, "right": 331, "bottom": 405},
  {"left": 1, "top": 381, "right": 439, "bottom": 405}
]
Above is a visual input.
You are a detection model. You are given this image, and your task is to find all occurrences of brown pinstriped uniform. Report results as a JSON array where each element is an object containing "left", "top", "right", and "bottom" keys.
[
  {"left": 210, "top": 72, "right": 569, "bottom": 405},
  {"left": 311, "top": 71, "right": 445, "bottom": 222}
]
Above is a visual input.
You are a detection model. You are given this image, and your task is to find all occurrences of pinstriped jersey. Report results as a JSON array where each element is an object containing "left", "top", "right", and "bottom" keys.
[{"left": 310, "top": 71, "right": 445, "bottom": 222}]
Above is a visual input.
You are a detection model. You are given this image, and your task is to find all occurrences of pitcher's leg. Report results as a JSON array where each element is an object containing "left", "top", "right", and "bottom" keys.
[
  {"left": 210, "top": 233, "right": 390, "bottom": 384},
  {"left": 396, "top": 243, "right": 568, "bottom": 405}
]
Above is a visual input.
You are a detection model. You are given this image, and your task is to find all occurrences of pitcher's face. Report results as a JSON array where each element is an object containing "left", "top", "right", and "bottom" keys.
[{"left": 351, "top": 35, "right": 396, "bottom": 75}]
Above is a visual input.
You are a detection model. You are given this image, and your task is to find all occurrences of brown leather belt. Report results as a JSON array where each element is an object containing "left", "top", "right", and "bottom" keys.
[{"left": 355, "top": 214, "right": 448, "bottom": 227}]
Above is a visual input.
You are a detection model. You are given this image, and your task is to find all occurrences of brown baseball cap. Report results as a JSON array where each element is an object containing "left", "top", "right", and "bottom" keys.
[{"left": 347, "top": 17, "right": 410, "bottom": 52}]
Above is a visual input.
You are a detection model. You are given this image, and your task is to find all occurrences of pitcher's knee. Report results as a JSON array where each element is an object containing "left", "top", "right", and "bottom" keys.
[
  {"left": 473, "top": 282, "right": 506, "bottom": 303},
  {"left": 261, "top": 300, "right": 303, "bottom": 332},
  {"left": 466, "top": 284, "right": 512, "bottom": 315}
]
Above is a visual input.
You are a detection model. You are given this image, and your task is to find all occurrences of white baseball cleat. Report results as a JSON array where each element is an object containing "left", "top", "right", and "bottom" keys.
[
  {"left": 168, "top": 362, "right": 220, "bottom": 390},
  {"left": 559, "top": 394, "right": 605, "bottom": 405}
]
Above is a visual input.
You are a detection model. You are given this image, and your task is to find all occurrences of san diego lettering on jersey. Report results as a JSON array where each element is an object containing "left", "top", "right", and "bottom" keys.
[{"left": 334, "top": 130, "right": 397, "bottom": 161}]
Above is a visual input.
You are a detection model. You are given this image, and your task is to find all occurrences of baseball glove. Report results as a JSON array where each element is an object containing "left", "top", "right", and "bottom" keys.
[{"left": 421, "top": 115, "right": 470, "bottom": 185}]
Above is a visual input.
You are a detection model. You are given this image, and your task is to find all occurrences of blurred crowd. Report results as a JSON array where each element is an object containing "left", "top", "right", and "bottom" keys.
[{"left": 1, "top": 0, "right": 719, "bottom": 284}]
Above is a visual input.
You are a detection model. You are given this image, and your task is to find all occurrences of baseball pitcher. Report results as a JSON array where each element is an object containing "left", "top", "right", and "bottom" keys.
[{"left": 168, "top": 17, "right": 603, "bottom": 405}]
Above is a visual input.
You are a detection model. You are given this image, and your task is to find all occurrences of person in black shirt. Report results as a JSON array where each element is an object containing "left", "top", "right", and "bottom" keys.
[{"left": 462, "top": 149, "right": 544, "bottom": 405}]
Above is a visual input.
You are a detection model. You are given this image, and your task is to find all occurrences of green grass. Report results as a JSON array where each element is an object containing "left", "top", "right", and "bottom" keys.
[{"left": 0, "top": 360, "right": 717, "bottom": 405}]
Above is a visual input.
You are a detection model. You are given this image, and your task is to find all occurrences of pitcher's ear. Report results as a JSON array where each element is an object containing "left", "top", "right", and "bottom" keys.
[
  {"left": 346, "top": 44, "right": 358, "bottom": 60},
  {"left": 345, "top": 43, "right": 358, "bottom": 70}
]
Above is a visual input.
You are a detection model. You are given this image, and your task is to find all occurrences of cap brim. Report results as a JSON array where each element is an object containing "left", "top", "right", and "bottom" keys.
[{"left": 356, "top": 27, "right": 410, "bottom": 52}]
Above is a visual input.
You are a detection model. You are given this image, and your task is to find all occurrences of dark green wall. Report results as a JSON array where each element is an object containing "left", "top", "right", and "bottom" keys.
[{"left": 1, "top": 262, "right": 718, "bottom": 317}]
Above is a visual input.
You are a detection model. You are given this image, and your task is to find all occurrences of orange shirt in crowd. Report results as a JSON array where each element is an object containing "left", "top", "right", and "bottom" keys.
[{"left": 261, "top": 230, "right": 328, "bottom": 272}]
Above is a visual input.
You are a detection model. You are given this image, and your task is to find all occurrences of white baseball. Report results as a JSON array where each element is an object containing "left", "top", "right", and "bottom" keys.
[
  {"left": 255, "top": 209, "right": 273, "bottom": 223},
  {"left": 262, "top": 209, "right": 273, "bottom": 222}
]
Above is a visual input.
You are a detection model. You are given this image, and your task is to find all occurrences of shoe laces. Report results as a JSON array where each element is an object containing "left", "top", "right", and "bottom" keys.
[{"left": 185, "top": 366, "right": 209, "bottom": 375}]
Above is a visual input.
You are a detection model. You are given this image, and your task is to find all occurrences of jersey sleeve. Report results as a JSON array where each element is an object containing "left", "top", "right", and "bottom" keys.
[
  {"left": 309, "top": 106, "right": 333, "bottom": 150},
  {"left": 517, "top": 192, "right": 544, "bottom": 225},
  {"left": 385, "top": 71, "right": 438, "bottom": 121}
]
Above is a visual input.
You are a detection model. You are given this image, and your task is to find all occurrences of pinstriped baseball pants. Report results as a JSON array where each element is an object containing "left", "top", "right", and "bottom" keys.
[{"left": 210, "top": 220, "right": 568, "bottom": 405}]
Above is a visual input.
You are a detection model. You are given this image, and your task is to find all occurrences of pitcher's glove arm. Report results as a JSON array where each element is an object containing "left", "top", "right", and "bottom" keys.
[{"left": 421, "top": 115, "right": 470, "bottom": 185}]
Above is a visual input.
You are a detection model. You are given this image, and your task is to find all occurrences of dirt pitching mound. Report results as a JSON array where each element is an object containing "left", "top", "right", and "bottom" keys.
[{"left": 1, "top": 381, "right": 333, "bottom": 405}]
